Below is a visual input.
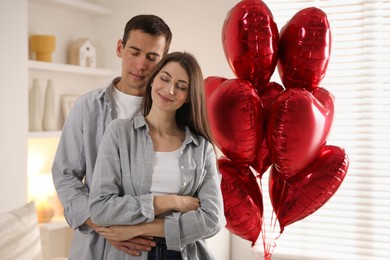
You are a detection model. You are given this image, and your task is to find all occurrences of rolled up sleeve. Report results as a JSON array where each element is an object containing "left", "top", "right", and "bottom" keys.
[
  {"left": 89, "top": 120, "right": 156, "bottom": 226},
  {"left": 164, "top": 141, "right": 226, "bottom": 251}
]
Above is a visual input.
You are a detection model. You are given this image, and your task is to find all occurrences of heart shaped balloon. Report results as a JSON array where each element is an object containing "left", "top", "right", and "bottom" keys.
[
  {"left": 208, "top": 78, "right": 265, "bottom": 166},
  {"left": 269, "top": 145, "right": 349, "bottom": 232},
  {"left": 218, "top": 157, "right": 263, "bottom": 245},
  {"left": 278, "top": 7, "right": 331, "bottom": 91},
  {"left": 266, "top": 87, "right": 334, "bottom": 178},
  {"left": 258, "top": 81, "right": 285, "bottom": 111},
  {"left": 204, "top": 76, "right": 228, "bottom": 101},
  {"left": 252, "top": 82, "right": 285, "bottom": 177},
  {"left": 222, "top": 0, "right": 279, "bottom": 92}
]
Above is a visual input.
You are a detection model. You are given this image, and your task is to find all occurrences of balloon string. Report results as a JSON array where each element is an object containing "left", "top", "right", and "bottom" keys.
[
  {"left": 256, "top": 169, "right": 284, "bottom": 260},
  {"left": 258, "top": 176, "right": 273, "bottom": 260},
  {"left": 251, "top": 246, "right": 263, "bottom": 260}
]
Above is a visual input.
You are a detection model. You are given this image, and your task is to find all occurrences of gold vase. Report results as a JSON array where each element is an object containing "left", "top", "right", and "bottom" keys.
[{"left": 29, "top": 35, "right": 56, "bottom": 62}]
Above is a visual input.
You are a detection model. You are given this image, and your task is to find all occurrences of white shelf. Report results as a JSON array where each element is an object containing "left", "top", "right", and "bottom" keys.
[
  {"left": 29, "top": 131, "right": 62, "bottom": 138},
  {"left": 39, "top": 216, "right": 69, "bottom": 231},
  {"left": 29, "top": 0, "right": 114, "bottom": 16},
  {"left": 29, "top": 60, "right": 115, "bottom": 77}
]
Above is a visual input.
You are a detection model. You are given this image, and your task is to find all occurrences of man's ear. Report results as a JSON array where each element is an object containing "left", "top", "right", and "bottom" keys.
[{"left": 116, "top": 39, "right": 124, "bottom": 58}]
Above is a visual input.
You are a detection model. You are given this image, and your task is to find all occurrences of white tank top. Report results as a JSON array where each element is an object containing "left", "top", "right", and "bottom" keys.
[
  {"left": 112, "top": 86, "right": 143, "bottom": 119},
  {"left": 150, "top": 148, "right": 182, "bottom": 195}
]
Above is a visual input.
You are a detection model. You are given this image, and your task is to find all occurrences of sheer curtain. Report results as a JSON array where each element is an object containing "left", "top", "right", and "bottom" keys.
[{"left": 251, "top": 1, "right": 390, "bottom": 259}]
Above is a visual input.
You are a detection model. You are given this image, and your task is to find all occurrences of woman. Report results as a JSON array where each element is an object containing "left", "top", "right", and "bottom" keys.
[{"left": 89, "top": 51, "right": 225, "bottom": 260}]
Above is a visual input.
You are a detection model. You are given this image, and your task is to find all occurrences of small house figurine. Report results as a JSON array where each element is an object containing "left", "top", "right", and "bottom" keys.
[{"left": 67, "top": 38, "right": 96, "bottom": 67}]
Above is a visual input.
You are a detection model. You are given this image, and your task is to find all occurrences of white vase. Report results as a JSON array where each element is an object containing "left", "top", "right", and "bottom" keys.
[
  {"left": 29, "top": 78, "right": 42, "bottom": 131},
  {"left": 42, "top": 79, "right": 57, "bottom": 131}
]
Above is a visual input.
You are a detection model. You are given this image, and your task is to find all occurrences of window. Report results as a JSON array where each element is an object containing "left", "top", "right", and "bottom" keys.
[{"left": 251, "top": 1, "right": 390, "bottom": 259}]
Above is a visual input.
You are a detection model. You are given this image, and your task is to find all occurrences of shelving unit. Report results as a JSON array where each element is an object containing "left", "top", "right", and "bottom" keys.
[
  {"left": 27, "top": 2, "right": 115, "bottom": 257},
  {"left": 29, "top": 60, "right": 115, "bottom": 77},
  {"left": 40, "top": 215, "right": 68, "bottom": 231},
  {"left": 28, "top": 0, "right": 116, "bottom": 138},
  {"left": 29, "top": 130, "right": 62, "bottom": 138}
]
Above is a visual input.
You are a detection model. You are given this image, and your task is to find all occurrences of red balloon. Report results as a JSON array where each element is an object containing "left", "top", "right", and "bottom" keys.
[
  {"left": 252, "top": 82, "right": 285, "bottom": 177},
  {"left": 258, "top": 81, "right": 285, "bottom": 111},
  {"left": 208, "top": 79, "right": 265, "bottom": 166},
  {"left": 269, "top": 145, "right": 349, "bottom": 232},
  {"left": 218, "top": 157, "right": 263, "bottom": 245},
  {"left": 278, "top": 7, "right": 331, "bottom": 90},
  {"left": 222, "top": 0, "right": 279, "bottom": 92},
  {"left": 266, "top": 88, "right": 334, "bottom": 178},
  {"left": 204, "top": 76, "right": 228, "bottom": 101}
]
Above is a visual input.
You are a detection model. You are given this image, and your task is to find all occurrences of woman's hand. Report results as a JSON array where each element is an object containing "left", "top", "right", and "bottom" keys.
[
  {"left": 97, "top": 219, "right": 165, "bottom": 242},
  {"left": 154, "top": 195, "right": 200, "bottom": 215},
  {"left": 174, "top": 195, "right": 200, "bottom": 212},
  {"left": 96, "top": 225, "right": 139, "bottom": 242}
]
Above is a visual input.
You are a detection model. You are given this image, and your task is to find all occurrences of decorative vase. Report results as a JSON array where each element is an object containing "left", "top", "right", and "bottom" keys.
[
  {"left": 42, "top": 79, "right": 57, "bottom": 131},
  {"left": 29, "top": 35, "right": 56, "bottom": 62},
  {"left": 28, "top": 78, "right": 42, "bottom": 131}
]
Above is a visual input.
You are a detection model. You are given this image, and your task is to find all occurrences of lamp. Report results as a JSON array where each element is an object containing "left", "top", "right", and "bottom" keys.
[{"left": 28, "top": 173, "right": 56, "bottom": 223}]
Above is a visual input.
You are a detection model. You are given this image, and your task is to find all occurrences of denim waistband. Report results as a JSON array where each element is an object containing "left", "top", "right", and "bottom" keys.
[{"left": 154, "top": 237, "right": 167, "bottom": 246}]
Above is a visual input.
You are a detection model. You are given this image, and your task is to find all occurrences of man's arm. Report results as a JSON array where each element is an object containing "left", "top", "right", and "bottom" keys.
[{"left": 52, "top": 99, "right": 90, "bottom": 229}]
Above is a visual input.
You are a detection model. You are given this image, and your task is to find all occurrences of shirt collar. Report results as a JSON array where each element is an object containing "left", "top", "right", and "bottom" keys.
[{"left": 96, "top": 77, "right": 120, "bottom": 101}]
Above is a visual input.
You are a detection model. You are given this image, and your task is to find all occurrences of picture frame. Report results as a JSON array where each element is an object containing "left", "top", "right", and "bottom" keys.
[{"left": 61, "top": 95, "right": 79, "bottom": 120}]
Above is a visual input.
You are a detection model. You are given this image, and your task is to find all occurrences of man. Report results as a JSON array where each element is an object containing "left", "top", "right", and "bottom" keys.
[{"left": 52, "top": 15, "right": 172, "bottom": 259}]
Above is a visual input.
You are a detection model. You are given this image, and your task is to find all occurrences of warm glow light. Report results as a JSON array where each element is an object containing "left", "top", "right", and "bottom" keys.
[
  {"left": 27, "top": 138, "right": 61, "bottom": 223},
  {"left": 28, "top": 173, "right": 56, "bottom": 223},
  {"left": 27, "top": 153, "right": 45, "bottom": 176},
  {"left": 28, "top": 138, "right": 59, "bottom": 176},
  {"left": 28, "top": 173, "right": 56, "bottom": 200}
]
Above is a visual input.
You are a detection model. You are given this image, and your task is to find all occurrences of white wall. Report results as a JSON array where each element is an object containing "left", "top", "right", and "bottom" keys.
[
  {"left": 94, "top": 0, "right": 238, "bottom": 79},
  {"left": 0, "top": 0, "right": 28, "bottom": 213}
]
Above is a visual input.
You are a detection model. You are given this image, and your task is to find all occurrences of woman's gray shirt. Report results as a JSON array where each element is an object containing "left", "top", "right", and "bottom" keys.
[{"left": 89, "top": 115, "right": 225, "bottom": 260}]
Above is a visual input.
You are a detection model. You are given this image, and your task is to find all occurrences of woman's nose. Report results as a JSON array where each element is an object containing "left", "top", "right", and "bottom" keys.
[{"left": 168, "top": 84, "right": 175, "bottom": 95}]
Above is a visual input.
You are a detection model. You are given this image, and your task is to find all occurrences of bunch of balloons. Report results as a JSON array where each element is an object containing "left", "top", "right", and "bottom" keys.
[{"left": 205, "top": 0, "right": 350, "bottom": 258}]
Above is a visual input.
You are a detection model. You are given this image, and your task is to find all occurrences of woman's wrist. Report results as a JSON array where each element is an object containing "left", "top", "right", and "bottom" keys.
[{"left": 154, "top": 195, "right": 177, "bottom": 214}]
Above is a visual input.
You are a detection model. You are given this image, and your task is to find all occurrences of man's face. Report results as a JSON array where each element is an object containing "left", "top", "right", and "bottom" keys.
[{"left": 117, "top": 29, "right": 166, "bottom": 96}]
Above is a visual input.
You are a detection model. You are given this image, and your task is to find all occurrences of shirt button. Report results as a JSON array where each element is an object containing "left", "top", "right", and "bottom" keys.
[
  {"left": 183, "top": 181, "right": 187, "bottom": 186},
  {"left": 180, "top": 165, "right": 184, "bottom": 169}
]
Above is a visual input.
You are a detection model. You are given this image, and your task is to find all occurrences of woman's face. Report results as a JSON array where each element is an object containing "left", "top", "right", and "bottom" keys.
[{"left": 151, "top": 61, "right": 190, "bottom": 112}]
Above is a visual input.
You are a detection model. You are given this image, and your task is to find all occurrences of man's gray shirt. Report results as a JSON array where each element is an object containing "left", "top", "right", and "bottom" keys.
[{"left": 52, "top": 78, "right": 119, "bottom": 260}]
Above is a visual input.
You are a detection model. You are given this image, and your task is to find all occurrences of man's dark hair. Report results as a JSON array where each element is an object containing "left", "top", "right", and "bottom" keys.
[{"left": 122, "top": 14, "right": 172, "bottom": 55}]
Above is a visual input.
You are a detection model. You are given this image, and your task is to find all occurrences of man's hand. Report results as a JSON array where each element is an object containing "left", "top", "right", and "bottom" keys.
[
  {"left": 85, "top": 217, "right": 156, "bottom": 256},
  {"left": 108, "top": 237, "right": 156, "bottom": 256}
]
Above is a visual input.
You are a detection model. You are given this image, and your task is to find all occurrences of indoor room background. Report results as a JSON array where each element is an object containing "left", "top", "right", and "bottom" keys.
[{"left": 1, "top": 0, "right": 389, "bottom": 259}]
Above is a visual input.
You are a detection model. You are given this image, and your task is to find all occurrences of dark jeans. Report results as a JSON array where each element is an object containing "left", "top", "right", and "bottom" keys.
[{"left": 147, "top": 237, "right": 182, "bottom": 260}]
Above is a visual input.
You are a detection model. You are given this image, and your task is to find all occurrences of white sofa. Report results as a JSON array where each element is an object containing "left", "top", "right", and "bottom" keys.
[{"left": 0, "top": 202, "right": 68, "bottom": 260}]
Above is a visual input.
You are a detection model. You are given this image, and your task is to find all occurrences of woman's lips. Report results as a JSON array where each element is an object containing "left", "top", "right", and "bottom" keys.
[{"left": 159, "top": 93, "right": 173, "bottom": 102}]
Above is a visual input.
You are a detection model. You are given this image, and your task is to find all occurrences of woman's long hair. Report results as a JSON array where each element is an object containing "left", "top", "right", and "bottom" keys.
[{"left": 142, "top": 51, "right": 214, "bottom": 143}]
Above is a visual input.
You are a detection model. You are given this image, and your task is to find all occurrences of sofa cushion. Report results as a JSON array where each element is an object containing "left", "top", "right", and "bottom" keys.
[{"left": 0, "top": 201, "right": 43, "bottom": 260}]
